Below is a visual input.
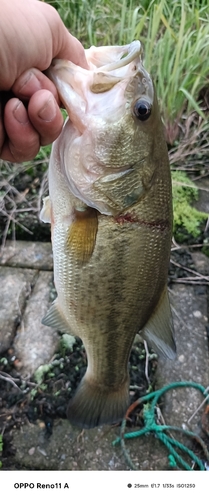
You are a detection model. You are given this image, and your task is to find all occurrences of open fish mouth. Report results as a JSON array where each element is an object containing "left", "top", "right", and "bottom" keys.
[
  {"left": 88, "top": 41, "right": 143, "bottom": 94},
  {"left": 48, "top": 41, "right": 144, "bottom": 99}
]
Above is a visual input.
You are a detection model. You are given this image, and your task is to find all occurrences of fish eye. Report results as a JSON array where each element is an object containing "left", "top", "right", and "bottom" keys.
[{"left": 133, "top": 99, "right": 152, "bottom": 121}]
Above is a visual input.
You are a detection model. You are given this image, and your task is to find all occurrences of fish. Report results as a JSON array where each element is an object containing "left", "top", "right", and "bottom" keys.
[{"left": 40, "top": 41, "right": 175, "bottom": 429}]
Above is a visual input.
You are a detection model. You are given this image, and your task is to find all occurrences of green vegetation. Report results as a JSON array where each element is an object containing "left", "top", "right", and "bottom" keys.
[
  {"left": 34, "top": 336, "right": 75, "bottom": 386},
  {"left": 172, "top": 171, "right": 208, "bottom": 242},
  {"left": 46, "top": 0, "right": 209, "bottom": 141}
]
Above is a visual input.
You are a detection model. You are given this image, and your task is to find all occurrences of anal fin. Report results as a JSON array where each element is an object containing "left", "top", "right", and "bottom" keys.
[
  {"left": 143, "top": 286, "right": 176, "bottom": 359},
  {"left": 42, "top": 299, "right": 73, "bottom": 335}
]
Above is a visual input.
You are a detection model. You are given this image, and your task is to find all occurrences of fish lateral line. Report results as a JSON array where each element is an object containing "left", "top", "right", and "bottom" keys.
[{"left": 114, "top": 212, "right": 170, "bottom": 231}]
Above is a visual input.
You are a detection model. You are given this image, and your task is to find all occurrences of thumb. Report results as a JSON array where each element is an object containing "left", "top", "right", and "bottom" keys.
[{"left": 55, "top": 29, "right": 89, "bottom": 69}]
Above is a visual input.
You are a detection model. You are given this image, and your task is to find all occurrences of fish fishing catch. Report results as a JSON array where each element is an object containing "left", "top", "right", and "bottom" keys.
[{"left": 40, "top": 41, "right": 175, "bottom": 429}]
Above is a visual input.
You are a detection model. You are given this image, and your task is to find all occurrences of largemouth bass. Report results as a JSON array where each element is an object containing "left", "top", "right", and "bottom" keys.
[{"left": 40, "top": 41, "right": 175, "bottom": 429}]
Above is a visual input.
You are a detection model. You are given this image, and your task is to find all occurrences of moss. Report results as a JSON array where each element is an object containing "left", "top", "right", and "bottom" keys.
[{"left": 172, "top": 170, "right": 208, "bottom": 242}]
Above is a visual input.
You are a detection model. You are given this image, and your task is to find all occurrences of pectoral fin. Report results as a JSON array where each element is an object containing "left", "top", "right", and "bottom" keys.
[
  {"left": 67, "top": 207, "right": 98, "bottom": 263},
  {"left": 42, "top": 299, "right": 73, "bottom": 335},
  {"left": 39, "top": 196, "right": 51, "bottom": 223},
  {"left": 142, "top": 287, "right": 176, "bottom": 359}
]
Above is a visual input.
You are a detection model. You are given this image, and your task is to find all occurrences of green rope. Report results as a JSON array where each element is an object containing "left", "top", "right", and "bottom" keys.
[{"left": 112, "top": 381, "right": 209, "bottom": 471}]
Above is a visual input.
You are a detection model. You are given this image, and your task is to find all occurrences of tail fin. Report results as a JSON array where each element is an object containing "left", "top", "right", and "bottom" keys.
[{"left": 67, "top": 375, "right": 129, "bottom": 429}]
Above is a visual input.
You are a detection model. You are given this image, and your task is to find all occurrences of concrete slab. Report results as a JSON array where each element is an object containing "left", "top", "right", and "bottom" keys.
[
  {"left": 14, "top": 270, "right": 59, "bottom": 376},
  {"left": 157, "top": 283, "right": 209, "bottom": 433},
  {"left": 0, "top": 240, "right": 53, "bottom": 270},
  {"left": 192, "top": 251, "right": 209, "bottom": 275},
  {"left": 0, "top": 266, "right": 38, "bottom": 353},
  {"left": 11, "top": 419, "right": 169, "bottom": 471}
]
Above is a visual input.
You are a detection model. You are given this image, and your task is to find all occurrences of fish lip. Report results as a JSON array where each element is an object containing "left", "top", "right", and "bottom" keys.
[
  {"left": 96, "top": 41, "right": 142, "bottom": 73},
  {"left": 50, "top": 41, "right": 142, "bottom": 74}
]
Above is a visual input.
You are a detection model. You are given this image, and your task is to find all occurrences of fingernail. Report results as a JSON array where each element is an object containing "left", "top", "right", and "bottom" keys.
[
  {"left": 38, "top": 97, "right": 56, "bottom": 122},
  {"left": 16, "top": 71, "right": 42, "bottom": 96},
  {"left": 13, "top": 101, "right": 29, "bottom": 124}
]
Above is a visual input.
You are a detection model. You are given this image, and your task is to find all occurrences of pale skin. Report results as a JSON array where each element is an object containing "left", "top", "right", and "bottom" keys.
[{"left": 0, "top": 0, "right": 88, "bottom": 162}]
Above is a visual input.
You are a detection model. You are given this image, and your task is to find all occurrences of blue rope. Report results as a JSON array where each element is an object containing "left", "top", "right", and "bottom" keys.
[{"left": 112, "top": 381, "right": 209, "bottom": 470}]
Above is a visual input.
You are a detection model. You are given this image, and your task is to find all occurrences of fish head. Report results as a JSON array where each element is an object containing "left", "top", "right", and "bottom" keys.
[{"left": 47, "top": 41, "right": 168, "bottom": 215}]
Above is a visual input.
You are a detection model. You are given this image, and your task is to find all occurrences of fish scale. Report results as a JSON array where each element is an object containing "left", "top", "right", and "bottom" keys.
[{"left": 40, "top": 41, "right": 175, "bottom": 428}]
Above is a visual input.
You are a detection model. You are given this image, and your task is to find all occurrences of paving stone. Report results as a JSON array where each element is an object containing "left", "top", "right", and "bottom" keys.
[
  {"left": 192, "top": 251, "right": 209, "bottom": 276},
  {"left": 11, "top": 419, "right": 170, "bottom": 471},
  {"left": 0, "top": 267, "right": 38, "bottom": 353},
  {"left": 157, "top": 282, "right": 209, "bottom": 434},
  {"left": 0, "top": 240, "right": 53, "bottom": 270},
  {"left": 14, "top": 270, "right": 59, "bottom": 376}
]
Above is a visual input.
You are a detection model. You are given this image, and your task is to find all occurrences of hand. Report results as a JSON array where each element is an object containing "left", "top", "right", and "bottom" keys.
[{"left": 0, "top": 0, "right": 88, "bottom": 162}]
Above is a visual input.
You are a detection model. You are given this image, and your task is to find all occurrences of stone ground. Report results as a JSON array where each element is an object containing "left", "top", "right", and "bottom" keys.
[{"left": 0, "top": 240, "right": 209, "bottom": 470}]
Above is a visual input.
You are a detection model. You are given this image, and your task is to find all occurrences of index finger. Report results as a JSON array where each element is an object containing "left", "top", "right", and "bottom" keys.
[
  {"left": 12, "top": 68, "right": 61, "bottom": 104},
  {"left": 56, "top": 31, "right": 89, "bottom": 69}
]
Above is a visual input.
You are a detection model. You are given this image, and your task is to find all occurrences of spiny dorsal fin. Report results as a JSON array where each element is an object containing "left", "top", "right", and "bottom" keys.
[
  {"left": 143, "top": 286, "right": 176, "bottom": 360},
  {"left": 42, "top": 299, "right": 73, "bottom": 335},
  {"left": 67, "top": 207, "right": 98, "bottom": 263}
]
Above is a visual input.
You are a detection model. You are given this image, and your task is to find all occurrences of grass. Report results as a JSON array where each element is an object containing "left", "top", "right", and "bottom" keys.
[{"left": 46, "top": 0, "right": 209, "bottom": 141}]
